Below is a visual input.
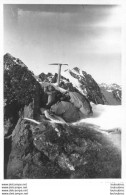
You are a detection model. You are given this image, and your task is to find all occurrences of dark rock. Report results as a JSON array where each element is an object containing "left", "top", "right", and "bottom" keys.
[
  {"left": 6, "top": 103, "right": 36, "bottom": 179},
  {"left": 57, "top": 153, "right": 75, "bottom": 172},
  {"left": 99, "top": 83, "right": 121, "bottom": 105},
  {"left": 112, "top": 89, "right": 121, "bottom": 103},
  {"left": 59, "top": 81, "right": 80, "bottom": 93},
  {"left": 4, "top": 118, "right": 13, "bottom": 136},
  {"left": 7, "top": 115, "right": 121, "bottom": 179},
  {"left": 7, "top": 118, "right": 32, "bottom": 179},
  {"left": 51, "top": 101, "right": 81, "bottom": 122},
  {"left": 33, "top": 128, "right": 60, "bottom": 161},
  {"left": 39, "top": 72, "right": 53, "bottom": 82},
  {"left": 4, "top": 53, "right": 44, "bottom": 108},
  {"left": 4, "top": 53, "right": 45, "bottom": 135},
  {"left": 69, "top": 92, "right": 92, "bottom": 116}
]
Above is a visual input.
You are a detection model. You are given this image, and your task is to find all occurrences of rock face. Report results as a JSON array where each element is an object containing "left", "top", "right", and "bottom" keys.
[
  {"left": 7, "top": 105, "right": 121, "bottom": 179},
  {"left": 4, "top": 53, "right": 46, "bottom": 178},
  {"left": 99, "top": 83, "right": 121, "bottom": 105},
  {"left": 4, "top": 53, "right": 45, "bottom": 135},
  {"left": 4, "top": 53, "right": 26, "bottom": 70}
]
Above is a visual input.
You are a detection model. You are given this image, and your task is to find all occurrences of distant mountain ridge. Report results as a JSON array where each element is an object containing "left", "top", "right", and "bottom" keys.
[
  {"left": 99, "top": 83, "right": 121, "bottom": 91},
  {"left": 38, "top": 67, "right": 121, "bottom": 105},
  {"left": 99, "top": 83, "right": 121, "bottom": 105}
]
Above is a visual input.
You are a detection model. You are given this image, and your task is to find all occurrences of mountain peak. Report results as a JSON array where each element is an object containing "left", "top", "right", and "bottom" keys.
[
  {"left": 73, "top": 67, "right": 80, "bottom": 74},
  {"left": 4, "top": 53, "right": 26, "bottom": 70},
  {"left": 4, "top": 53, "right": 13, "bottom": 58},
  {"left": 100, "top": 83, "right": 121, "bottom": 91}
]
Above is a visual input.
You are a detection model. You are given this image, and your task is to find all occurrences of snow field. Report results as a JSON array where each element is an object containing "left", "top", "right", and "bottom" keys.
[{"left": 75, "top": 103, "right": 122, "bottom": 130}]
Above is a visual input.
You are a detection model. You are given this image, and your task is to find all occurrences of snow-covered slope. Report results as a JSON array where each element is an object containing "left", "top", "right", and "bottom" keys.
[
  {"left": 62, "top": 67, "right": 104, "bottom": 104},
  {"left": 62, "top": 69, "right": 85, "bottom": 95}
]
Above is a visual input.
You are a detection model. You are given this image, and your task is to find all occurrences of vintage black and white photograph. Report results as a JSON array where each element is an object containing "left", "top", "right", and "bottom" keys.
[{"left": 4, "top": 4, "right": 122, "bottom": 179}]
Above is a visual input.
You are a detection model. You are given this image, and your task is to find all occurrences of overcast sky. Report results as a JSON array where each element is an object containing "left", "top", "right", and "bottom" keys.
[{"left": 4, "top": 4, "right": 121, "bottom": 84}]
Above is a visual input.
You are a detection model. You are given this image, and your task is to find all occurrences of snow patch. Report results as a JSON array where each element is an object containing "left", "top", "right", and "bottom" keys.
[
  {"left": 71, "top": 68, "right": 80, "bottom": 76},
  {"left": 80, "top": 69, "right": 84, "bottom": 77},
  {"left": 107, "top": 89, "right": 113, "bottom": 93},
  {"left": 62, "top": 70, "right": 85, "bottom": 95}
]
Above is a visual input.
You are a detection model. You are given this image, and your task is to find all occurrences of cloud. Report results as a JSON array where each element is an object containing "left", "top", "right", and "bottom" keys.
[
  {"left": 96, "top": 5, "right": 121, "bottom": 28},
  {"left": 4, "top": 5, "right": 121, "bottom": 84}
]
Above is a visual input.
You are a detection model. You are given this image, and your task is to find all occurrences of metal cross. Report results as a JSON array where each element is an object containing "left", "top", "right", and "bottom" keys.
[{"left": 49, "top": 63, "right": 68, "bottom": 86}]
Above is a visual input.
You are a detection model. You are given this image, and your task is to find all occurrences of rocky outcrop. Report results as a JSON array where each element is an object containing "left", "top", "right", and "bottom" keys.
[
  {"left": 4, "top": 53, "right": 45, "bottom": 136},
  {"left": 38, "top": 72, "right": 53, "bottom": 82},
  {"left": 4, "top": 53, "right": 26, "bottom": 70},
  {"left": 99, "top": 83, "right": 121, "bottom": 105},
  {"left": 4, "top": 53, "right": 46, "bottom": 178},
  {"left": 7, "top": 107, "right": 121, "bottom": 179}
]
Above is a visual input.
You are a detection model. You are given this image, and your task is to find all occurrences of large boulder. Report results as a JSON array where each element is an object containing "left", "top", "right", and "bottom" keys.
[
  {"left": 51, "top": 101, "right": 81, "bottom": 122},
  {"left": 69, "top": 92, "right": 92, "bottom": 116},
  {"left": 50, "top": 92, "right": 93, "bottom": 123}
]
